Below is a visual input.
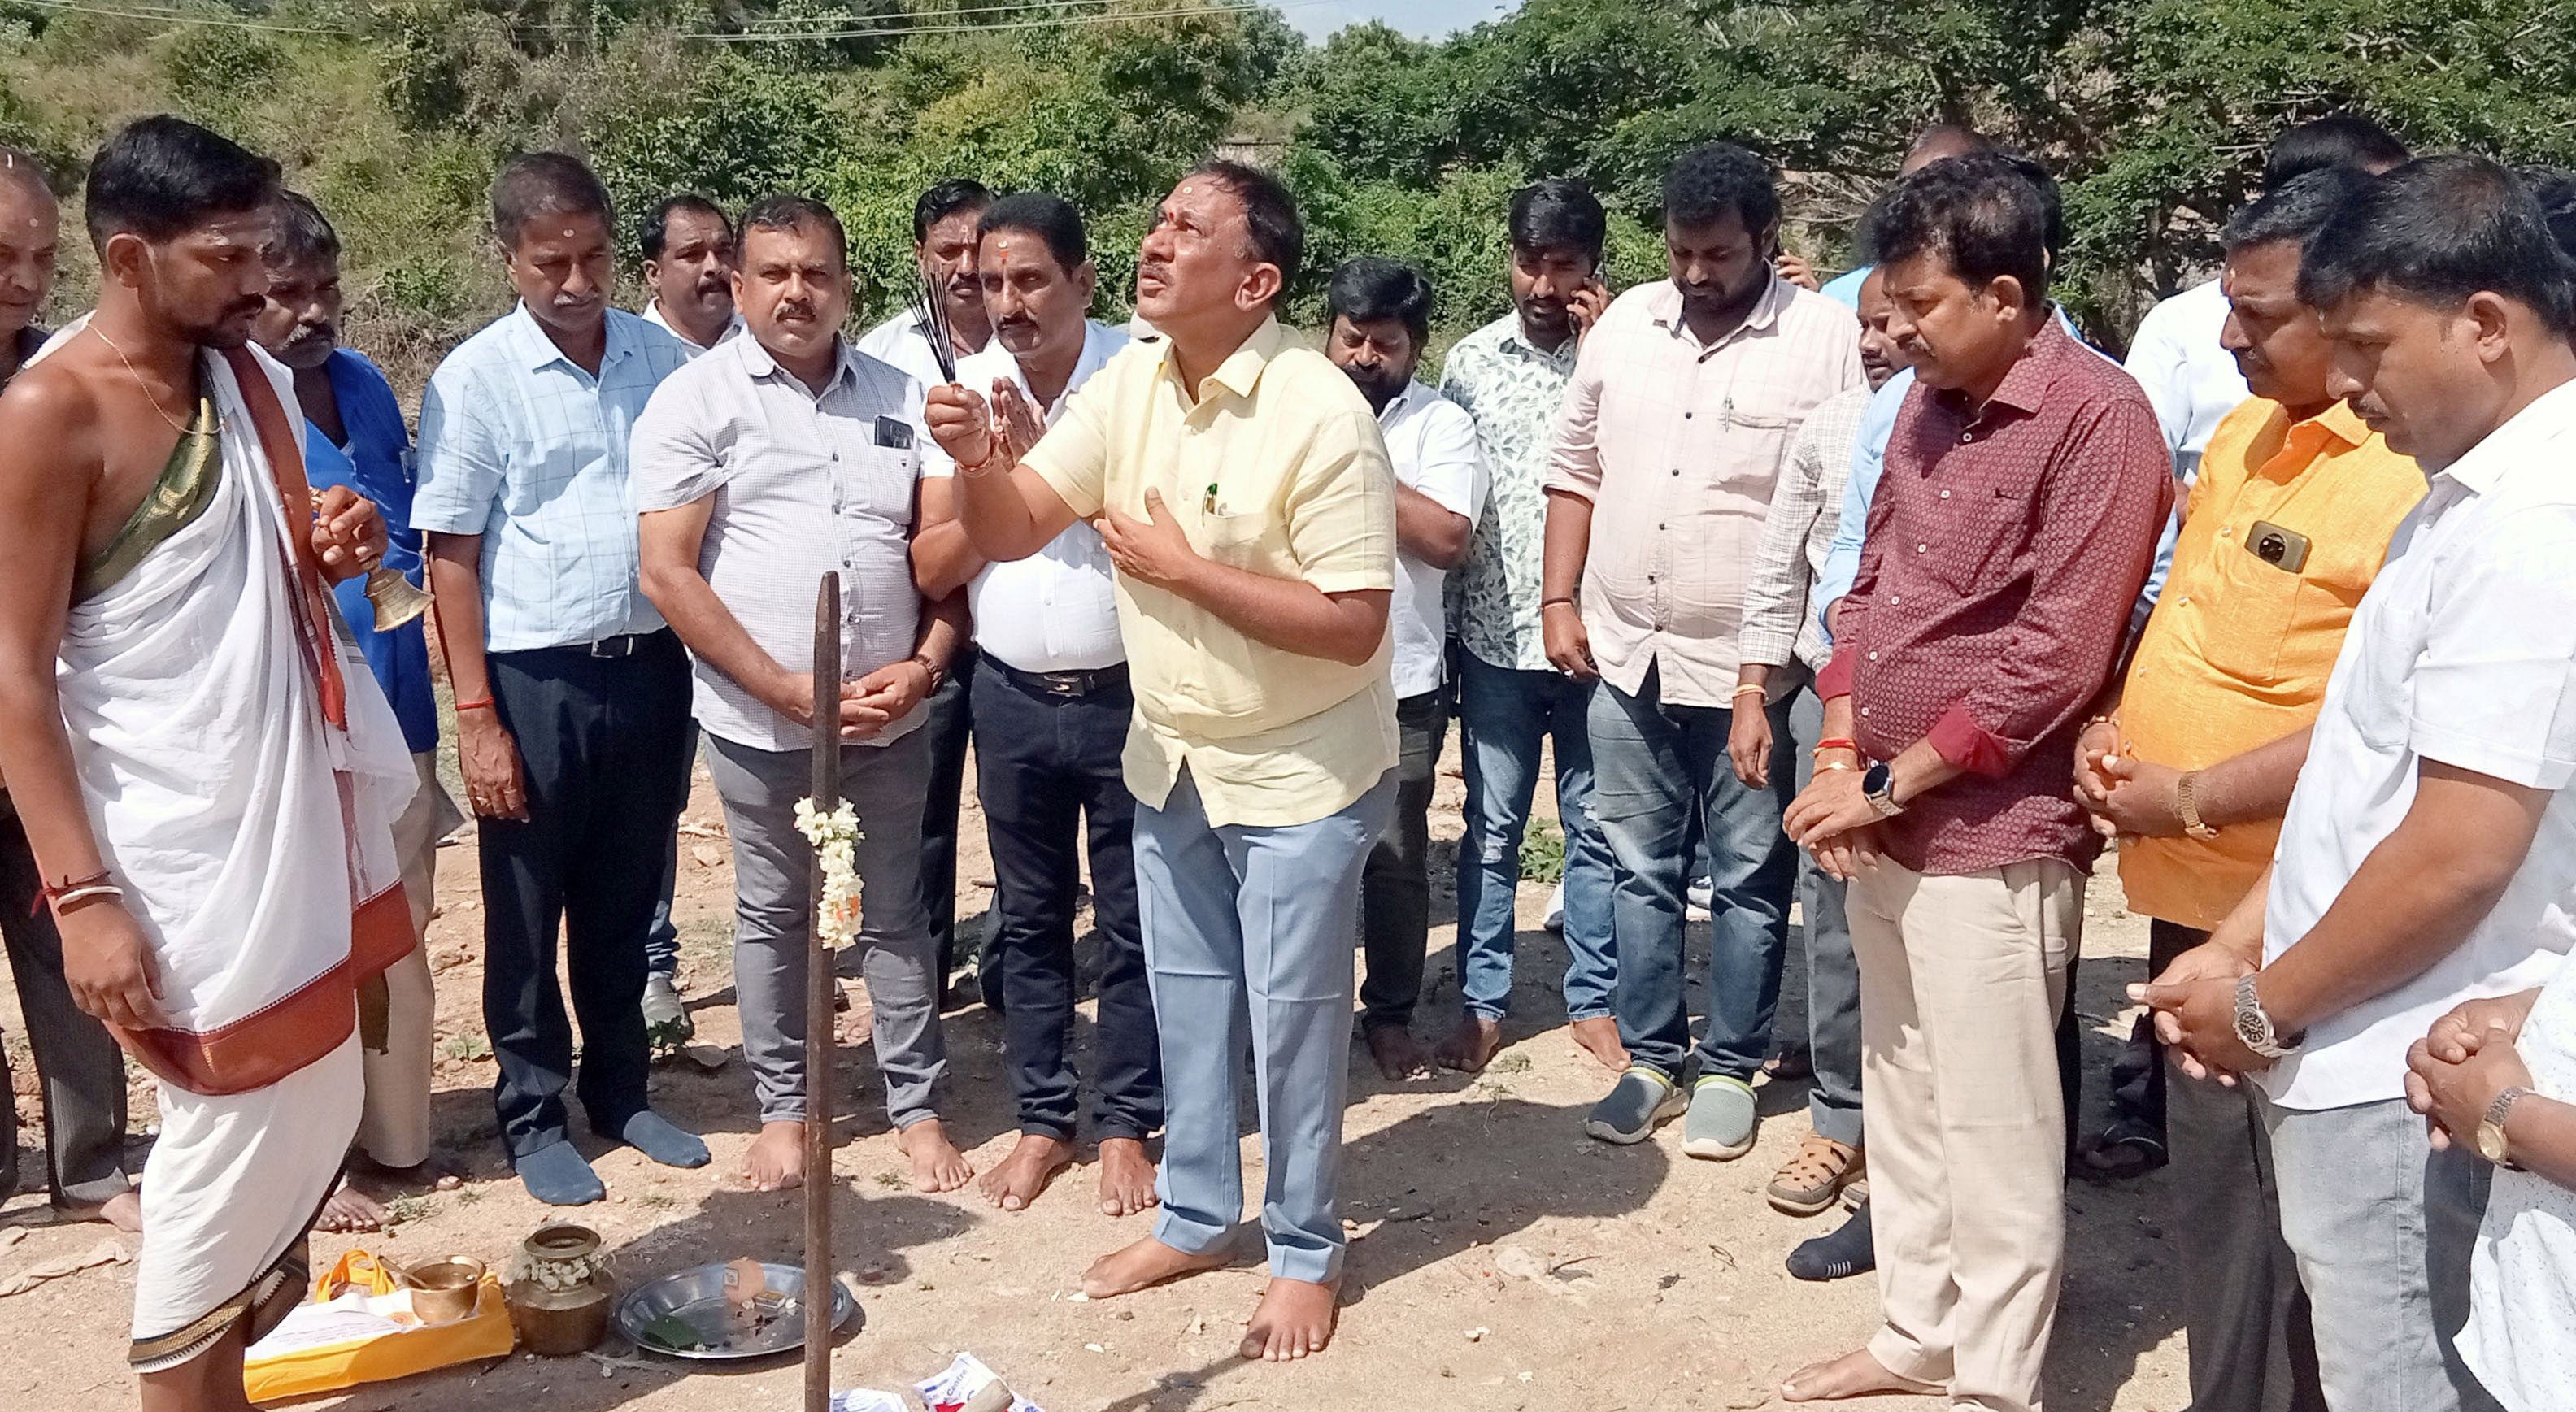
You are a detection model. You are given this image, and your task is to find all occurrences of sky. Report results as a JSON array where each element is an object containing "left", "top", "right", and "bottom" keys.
[{"left": 1285, "top": 0, "right": 1521, "bottom": 41}]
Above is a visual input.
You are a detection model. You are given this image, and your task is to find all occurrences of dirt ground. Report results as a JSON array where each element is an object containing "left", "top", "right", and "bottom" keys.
[{"left": 1, "top": 732, "right": 2191, "bottom": 1411}]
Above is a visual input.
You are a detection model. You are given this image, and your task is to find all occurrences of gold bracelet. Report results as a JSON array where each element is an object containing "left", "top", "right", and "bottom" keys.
[
  {"left": 1732, "top": 684, "right": 1767, "bottom": 699},
  {"left": 2177, "top": 770, "right": 2219, "bottom": 840}
]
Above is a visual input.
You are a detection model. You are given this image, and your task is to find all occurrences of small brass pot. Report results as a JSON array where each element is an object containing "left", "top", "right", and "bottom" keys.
[{"left": 505, "top": 1223, "right": 613, "bottom": 1355}]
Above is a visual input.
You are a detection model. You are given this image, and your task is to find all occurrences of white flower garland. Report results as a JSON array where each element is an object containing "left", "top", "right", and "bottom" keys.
[{"left": 792, "top": 797, "right": 863, "bottom": 934}]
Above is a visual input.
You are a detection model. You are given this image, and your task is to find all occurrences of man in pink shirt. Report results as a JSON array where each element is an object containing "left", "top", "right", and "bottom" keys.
[{"left": 1542, "top": 141, "right": 1865, "bottom": 1155}]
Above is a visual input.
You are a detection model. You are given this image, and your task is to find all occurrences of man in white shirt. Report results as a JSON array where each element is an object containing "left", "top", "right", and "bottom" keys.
[
  {"left": 855, "top": 176, "right": 994, "bottom": 998},
  {"left": 911, "top": 193, "right": 1162, "bottom": 1219},
  {"left": 637, "top": 193, "right": 741, "bottom": 354},
  {"left": 2144, "top": 157, "right": 2576, "bottom": 1412},
  {"left": 1324, "top": 258, "right": 1486, "bottom": 1080},
  {"left": 632, "top": 191, "right": 739, "bottom": 1058},
  {"left": 633, "top": 195, "right": 974, "bottom": 1196}
]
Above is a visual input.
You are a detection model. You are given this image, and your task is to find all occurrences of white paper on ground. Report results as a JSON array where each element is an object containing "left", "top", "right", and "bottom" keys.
[
  {"left": 246, "top": 1293, "right": 413, "bottom": 1357},
  {"left": 915, "top": 1351, "right": 1046, "bottom": 1412}
]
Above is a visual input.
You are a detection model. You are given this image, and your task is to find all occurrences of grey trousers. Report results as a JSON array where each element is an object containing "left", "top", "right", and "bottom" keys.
[
  {"left": 1138, "top": 766, "right": 1395, "bottom": 1285},
  {"left": 1787, "top": 684, "right": 1862, "bottom": 1147},
  {"left": 2265, "top": 1093, "right": 2500, "bottom": 1412},
  {"left": 706, "top": 728, "right": 946, "bottom": 1130},
  {"left": 0, "top": 802, "right": 134, "bottom": 1208}
]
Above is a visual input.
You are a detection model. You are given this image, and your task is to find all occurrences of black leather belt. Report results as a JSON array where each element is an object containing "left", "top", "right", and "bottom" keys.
[
  {"left": 994, "top": 658, "right": 1129, "bottom": 699},
  {"left": 583, "top": 632, "right": 655, "bottom": 658}
]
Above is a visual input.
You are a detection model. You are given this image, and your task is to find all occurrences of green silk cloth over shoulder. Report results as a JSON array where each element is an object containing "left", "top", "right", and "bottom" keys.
[{"left": 73, "top": 398, "right": 221, "bottom": 605}]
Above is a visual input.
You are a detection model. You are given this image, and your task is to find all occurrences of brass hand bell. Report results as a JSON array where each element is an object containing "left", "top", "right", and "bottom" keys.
[{"left": 363, "top": 566, "right": 435, "bottom": 629}]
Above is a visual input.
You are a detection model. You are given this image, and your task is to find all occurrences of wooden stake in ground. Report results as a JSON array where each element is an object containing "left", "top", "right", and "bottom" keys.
[{"left": 804, "top": 571, "right": 841, "bottom": 1412}]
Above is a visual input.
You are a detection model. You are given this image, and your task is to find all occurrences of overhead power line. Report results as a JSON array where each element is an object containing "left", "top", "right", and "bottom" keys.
[{"left": 0, "top": 0, "right": 1317, "bottom": 42}]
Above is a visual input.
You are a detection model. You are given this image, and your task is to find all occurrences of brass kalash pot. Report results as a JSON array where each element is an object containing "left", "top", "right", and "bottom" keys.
[{"left": 505, "top": 1223, "right": 614, "bottom": 1354}]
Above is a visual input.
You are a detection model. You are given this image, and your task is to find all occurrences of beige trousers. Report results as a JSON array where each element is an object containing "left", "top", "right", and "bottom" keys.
[
  {"left": 354, "top": 754, "right": 460, "bottom": 1169},
  {"left": 1847, "top": 855, "right": 2080, "bottom": 1412}
]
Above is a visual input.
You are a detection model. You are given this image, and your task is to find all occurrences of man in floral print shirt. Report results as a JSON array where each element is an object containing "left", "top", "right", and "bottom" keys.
[{"left": 1434, "top": 180, "right": 1623, "bottom": 1075}]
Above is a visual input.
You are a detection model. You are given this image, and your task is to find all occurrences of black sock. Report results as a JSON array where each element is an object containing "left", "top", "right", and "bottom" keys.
[{"left": 1785, "top": 1199, "right": 1874, "bottom": 1282}]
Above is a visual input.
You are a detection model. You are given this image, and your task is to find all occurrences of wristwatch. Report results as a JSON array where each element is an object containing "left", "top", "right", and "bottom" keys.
[
  {"left": 2177, "top": 771, "right": 2220, "bottom": 840},
  {"left": 1861, "top": 761, "right": 1906, "bottom": 819},
  {"left": 2234, "top": 973, "right": 2302, "bottom": 1060},
  {"left": 2477, "top": 1085, "right": 2530, "bottom": 1170}
]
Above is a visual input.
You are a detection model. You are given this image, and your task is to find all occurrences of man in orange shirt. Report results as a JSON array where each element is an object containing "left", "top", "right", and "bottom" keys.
[{"left": 2077, "top": 167, "right": 2426, "bottom": 1412}]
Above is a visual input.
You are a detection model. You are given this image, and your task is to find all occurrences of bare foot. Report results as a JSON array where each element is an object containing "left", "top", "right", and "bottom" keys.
[
  {"left": 899, "top": 1119, "right": 973, "bottom": 1193},
  {"left": 742, "top": 1120, "right": 807, "bottom": 1191},
  {"left": 1080, "top": 1234, "right": 1229, "bottom": 1299},
  {"left": 1568, "top": 1015, "right": 1630, "bottom": 1072},
  {"left": 978, "top": 1133, "right": 1073, "bottom": 1211},
  {"left": 1781, "top": 1348, "right": 1943, "bottom": 1402},
  {"left": 61, "top": 1189, "right": 145, "bottom": 1234},
  {"left": 1434, "top": 1015, "right": 1503, "bottom": 1072},
  {"left": 1241, "top": 1277, "right": 1338, "bottom": 1362},
  {"left": 315, "top": 1186, "right": 389, "bottom": 1233},
  {"left": 1365, "top": 1023, "right": 1433, "bottom": 1081},
  {"left": 1096, "top": 1136, "right": 1160, "bottom": 1217}
]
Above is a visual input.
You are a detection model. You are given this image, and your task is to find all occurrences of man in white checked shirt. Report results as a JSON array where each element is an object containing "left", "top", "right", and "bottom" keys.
[
  {"left": 911, "top": 193, "right": 1164, "bottom": 1219},
  {"left": 1730, "top": 267, "right": 1909, "bottom": 1254},
  {"left": 634, "top": 196, "right": 973, "bottom": 1196},
  {"left": 1543, "top": 141, "right": 1865, "bottom": 1153}
]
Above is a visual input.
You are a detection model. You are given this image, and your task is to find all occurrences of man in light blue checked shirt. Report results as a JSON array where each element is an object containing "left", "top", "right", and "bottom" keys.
[{"left": 412, "top": 153, "right": 708, "bottom": 1207}]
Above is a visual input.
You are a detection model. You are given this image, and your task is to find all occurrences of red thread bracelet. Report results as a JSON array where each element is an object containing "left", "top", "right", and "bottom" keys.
[
  {"left": 453, "top": 697, "right": 495, "bottom": 713},
  {"left": 1812, "top": 737, "right": 1859, "bottom": 755},
  {"left": 33, "top": 868, "right": 110, "bottom": 918}
]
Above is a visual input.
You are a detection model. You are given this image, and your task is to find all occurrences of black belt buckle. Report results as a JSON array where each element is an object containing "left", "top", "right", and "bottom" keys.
[
  {"left": 1039, "top": 671, "right": 1086, "bottom": 697},
  {"left": 588, "top": 634, "right": 637, "bottom": 658}
]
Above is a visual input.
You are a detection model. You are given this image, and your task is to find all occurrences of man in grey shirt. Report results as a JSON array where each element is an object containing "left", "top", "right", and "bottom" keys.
[{"left": 635, "top": 195, "right": 973, "bottom": 1193}]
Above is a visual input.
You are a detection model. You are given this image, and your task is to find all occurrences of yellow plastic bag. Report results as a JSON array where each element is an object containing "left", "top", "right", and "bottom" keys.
[{"left": 241, "top": 1249, "right": 516, "bottom": 1402}]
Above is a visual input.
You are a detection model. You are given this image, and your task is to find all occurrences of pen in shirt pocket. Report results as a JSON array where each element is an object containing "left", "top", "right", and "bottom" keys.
[{"left": 1202, "top": 482, "right": 1219, "bottom": 515}]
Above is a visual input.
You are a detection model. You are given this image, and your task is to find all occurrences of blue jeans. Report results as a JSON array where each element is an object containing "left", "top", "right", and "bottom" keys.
[
  {"left": 1589, "top": 662, "right": 1797, "bottom": 1083},
  {"left": 1454, "top": 654, "right": 1617, "bottom": 1023},
  {"left": 1136, "top": 767, "right": 1395, "bottom": 1285}
]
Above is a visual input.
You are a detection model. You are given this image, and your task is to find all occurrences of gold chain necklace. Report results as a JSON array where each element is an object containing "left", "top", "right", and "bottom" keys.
[{"left": 87, "top": 324, "right": 198, "bottom": 437}]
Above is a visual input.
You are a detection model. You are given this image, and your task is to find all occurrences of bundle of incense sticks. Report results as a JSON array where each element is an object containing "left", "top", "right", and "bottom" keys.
[{"left": 907, "top": 261, "right": 960, "bottom": 384}]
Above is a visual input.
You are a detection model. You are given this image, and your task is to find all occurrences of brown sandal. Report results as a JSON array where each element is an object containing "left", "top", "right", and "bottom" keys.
[{"left": 1765, "top": 1134, "right": 1861, "bottom": 1217}]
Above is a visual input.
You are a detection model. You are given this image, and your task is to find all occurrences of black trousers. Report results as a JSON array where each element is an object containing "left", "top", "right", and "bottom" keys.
[
  {"left": 0, "top": 802, "right": 133, "bottom": 1207},
  {"left": 479, "top": 632, "right": 693, "bottom": 1158},
  {"left": 923, "top": 644, "right": 977, "bottom": 986},
  {"left": 970, "top": 657, "right": 1160, "bottom": 1140},
  {"left": 2155, "top": 919, "right": 2326, "bottom": 1412},
  {"left": 1360, "top": 688, "right": 1451, "bottom": 1031}
]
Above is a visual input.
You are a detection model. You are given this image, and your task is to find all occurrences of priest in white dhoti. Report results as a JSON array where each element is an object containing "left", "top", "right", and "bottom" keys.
[{"left": 0, "top": 117, "right": 407, "bottom": 1410}]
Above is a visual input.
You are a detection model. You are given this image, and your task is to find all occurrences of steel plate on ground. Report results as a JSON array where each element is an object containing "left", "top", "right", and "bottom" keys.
[{"left": 615, "top": 1262, "right": 855, "bottom": 1361}]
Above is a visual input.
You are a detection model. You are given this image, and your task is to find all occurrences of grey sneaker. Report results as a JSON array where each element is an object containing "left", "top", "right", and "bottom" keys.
[
  {"left": 642, "top": 971, "right": 693, "bottom": 1057},
  {"left": 1683, "top": 1075, "right": 1760, "bottom": 1160},
  {"left": 1585, "top": 1067, "right": 1686, "bottom": 1145}
]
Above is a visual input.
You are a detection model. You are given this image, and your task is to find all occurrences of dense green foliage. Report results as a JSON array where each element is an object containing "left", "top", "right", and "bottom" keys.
[{"left": 3, "top": 0, "right": 2573, "bottom": 391}]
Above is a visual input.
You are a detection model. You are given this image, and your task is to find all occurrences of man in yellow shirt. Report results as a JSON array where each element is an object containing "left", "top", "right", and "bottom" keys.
[
  {"left": 926, "top": 162, "right": 1397, "bottom": 1364},
  {"left": 2075, "top": 166, "right": 2425, "bottom": 1412}
]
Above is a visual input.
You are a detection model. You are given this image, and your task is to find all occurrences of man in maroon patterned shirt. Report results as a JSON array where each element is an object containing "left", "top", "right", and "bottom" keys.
[{"left": 1778, "top": 154, "right": 2172, "bottom": 1411}]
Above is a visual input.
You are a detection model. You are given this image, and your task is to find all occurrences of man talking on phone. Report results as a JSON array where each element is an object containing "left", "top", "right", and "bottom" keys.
[{"left": 1435, "top": 178, "right": 1622, "bottom": 1076}]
